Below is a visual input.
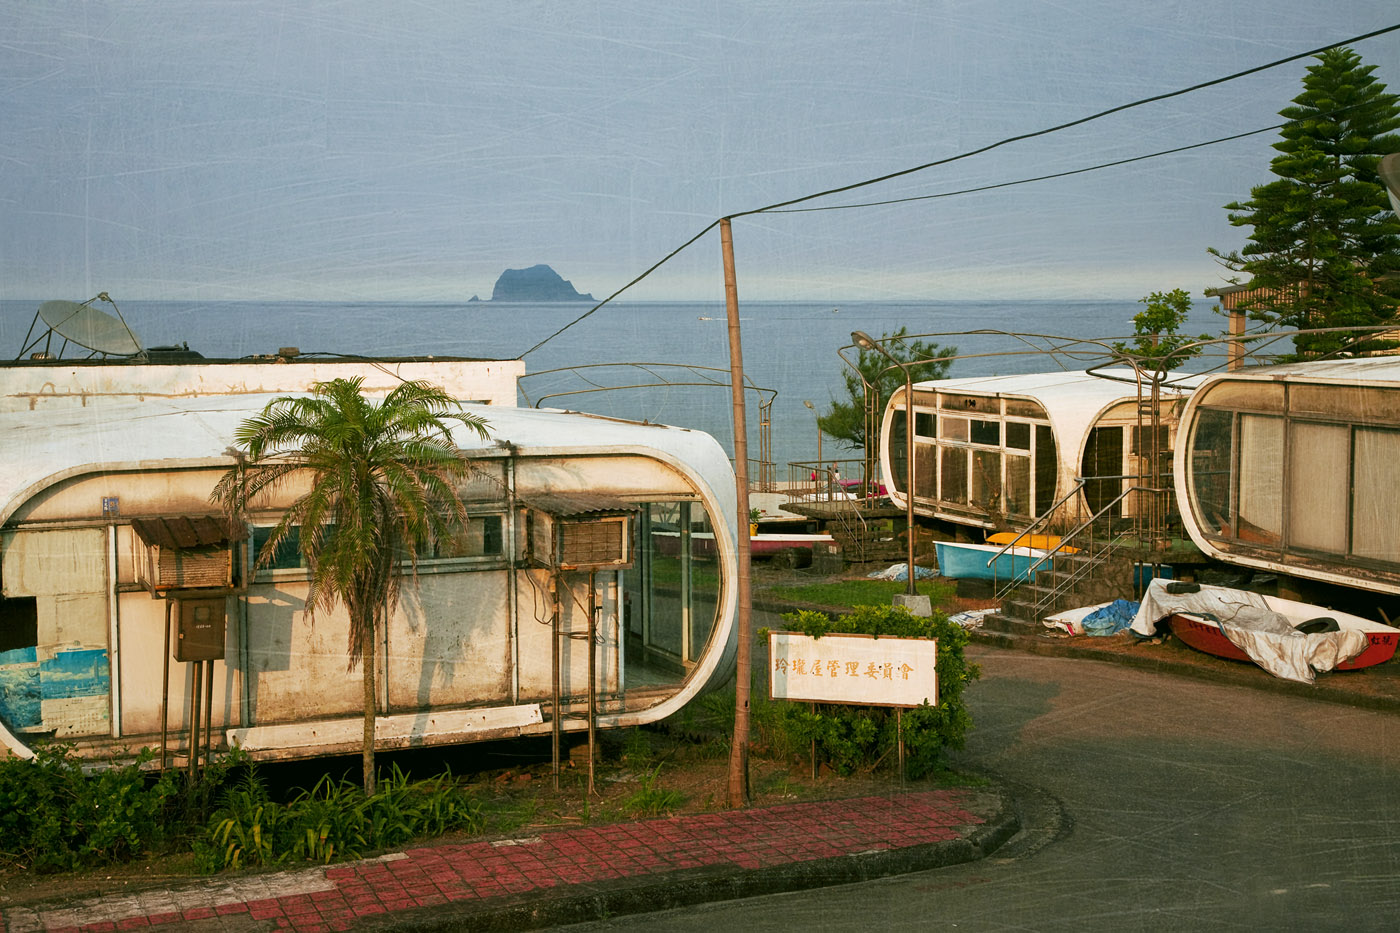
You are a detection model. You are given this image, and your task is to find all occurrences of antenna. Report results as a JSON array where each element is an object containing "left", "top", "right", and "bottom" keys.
[{"left": 15, "top": 292, "right": 144, "bottom": 360}]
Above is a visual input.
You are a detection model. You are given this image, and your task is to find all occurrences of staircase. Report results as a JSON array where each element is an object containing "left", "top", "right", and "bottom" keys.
[{"left": 991, "top": 485, "right": 1167, "bottom": 624}]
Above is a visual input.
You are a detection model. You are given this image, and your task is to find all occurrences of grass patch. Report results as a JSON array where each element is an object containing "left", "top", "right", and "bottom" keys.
[{"left": 762, "top": 578, "right": 954, "bottom": 609}]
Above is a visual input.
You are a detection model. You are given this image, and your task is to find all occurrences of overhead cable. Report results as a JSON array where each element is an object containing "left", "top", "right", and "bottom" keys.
[{"left": 520, "top": 23, "right": 1400, "bottom": 357}]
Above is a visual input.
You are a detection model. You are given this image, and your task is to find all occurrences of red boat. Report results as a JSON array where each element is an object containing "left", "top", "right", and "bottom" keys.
[
  {"left": 1168, "top": 613, "right": 1400, "bottom": 670},
  {"left": 1136, "top": 581, "right": 1400, "bottom": 675}
]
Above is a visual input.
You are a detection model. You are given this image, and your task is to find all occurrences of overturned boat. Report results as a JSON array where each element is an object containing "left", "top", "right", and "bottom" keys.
[{"left": 1130, "top": 579, "right": 1400, "bottom": 683}]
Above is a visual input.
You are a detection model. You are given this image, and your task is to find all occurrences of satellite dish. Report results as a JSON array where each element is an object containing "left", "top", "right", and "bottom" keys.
[
  {"left": 1380, "top": 152, "right": 1400, "bottom": 220},
  {"left": 16, "top": 293, "right": 143, "bottom": 359}
]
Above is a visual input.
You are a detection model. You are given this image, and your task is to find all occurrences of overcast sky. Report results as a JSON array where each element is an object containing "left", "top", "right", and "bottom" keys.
[{"left": 2, "top": 1, "right": 1397, "bottom": 303}]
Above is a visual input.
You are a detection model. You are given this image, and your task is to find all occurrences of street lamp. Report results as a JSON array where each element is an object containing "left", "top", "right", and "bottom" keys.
[
  {"left": 851, "top": 331, "right": 927, "bottom": 613},
  {"left": 803, "top": 400, "right": 822, "bottom": 499}
]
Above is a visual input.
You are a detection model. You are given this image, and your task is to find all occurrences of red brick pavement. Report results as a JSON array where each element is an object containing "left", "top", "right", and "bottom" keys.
[{"left": 0, "top": 789, "right": 991, "bottom": 933}]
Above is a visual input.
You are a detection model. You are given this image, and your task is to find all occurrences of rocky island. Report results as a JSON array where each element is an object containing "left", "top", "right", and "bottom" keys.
[{"left": 472, "top": 264, "right": 594, "bottom": 302}]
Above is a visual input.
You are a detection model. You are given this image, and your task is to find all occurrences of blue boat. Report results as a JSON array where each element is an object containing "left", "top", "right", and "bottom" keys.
[{"left": 934, "top": 540, "right": 1048, "bottom": 584}]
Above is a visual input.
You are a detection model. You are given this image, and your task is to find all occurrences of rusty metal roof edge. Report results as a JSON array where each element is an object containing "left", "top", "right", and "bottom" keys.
[
  {"left": 129, "top": 514, "right": 241, "bottom": 549},
  {"left": 524, "top": 493, "right": 642, "bottom": 517}
]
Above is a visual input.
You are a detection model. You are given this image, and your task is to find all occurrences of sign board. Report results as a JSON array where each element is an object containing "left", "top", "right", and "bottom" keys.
[{"left": 768, "top": 632, "right": 937, "bottom": 707}]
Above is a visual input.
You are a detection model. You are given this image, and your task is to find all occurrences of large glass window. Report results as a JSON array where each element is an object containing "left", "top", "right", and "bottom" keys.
[
  {"left": 1286, "top": 422, "right": 1348, "bottom": 554},
  {"left": 1353, "top": 428, "right": 1400, "bottom": 563},
  {"left": 623, "top": 502, "right": 721, "bottom": 684},
  {"left": 1237, "top": 415, "right": 1283, "bottom": 545},
  {"left": 941, "top": 446, "right": 969, "bottom": 504},
  {"left": 1189, "top": 409, "right": 1234, "bottom": 536},
  {"left": 1189, "top": 402, "right": 1400, "bottom": 571}
]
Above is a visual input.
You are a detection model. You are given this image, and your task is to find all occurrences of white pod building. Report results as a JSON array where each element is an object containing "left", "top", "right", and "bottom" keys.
[{"left": 0, "top": 357, "right": 738, "bottom": 762}]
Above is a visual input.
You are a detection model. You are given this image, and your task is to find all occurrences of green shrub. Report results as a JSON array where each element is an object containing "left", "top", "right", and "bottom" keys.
[
  {"left": 773, "top": 604, "right": 980, "bottom": 779},
  {"left": 0, "top": 744, "right": 187, "bottom": 872}
]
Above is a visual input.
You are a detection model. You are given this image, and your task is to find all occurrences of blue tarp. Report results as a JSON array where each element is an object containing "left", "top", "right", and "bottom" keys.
[{"left": 1083, "top": 599, "right": 1140, "bottom": 636}]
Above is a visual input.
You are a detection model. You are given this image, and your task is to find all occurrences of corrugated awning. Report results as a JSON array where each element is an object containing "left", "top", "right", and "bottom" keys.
[
  {"left": 130, "top": 515, "right": 241, "bottom": 550},
  {"left": 526, "top": 494, "right": 641, "bottom": 518}
]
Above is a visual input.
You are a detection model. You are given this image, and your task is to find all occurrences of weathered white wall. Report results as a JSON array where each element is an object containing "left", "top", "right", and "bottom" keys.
[
  {"left": 387, "top": 569, "right": 512, "bottom": 710},
  {"left": 0, "top": 358, "right": 525, "bottom": 412},
  {"left": 0, "top": 527, "right": 111, "bottom": 737}
]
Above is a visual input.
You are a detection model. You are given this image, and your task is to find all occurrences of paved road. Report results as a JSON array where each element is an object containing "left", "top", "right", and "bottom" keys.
[{"left": 560, "top": 645, "right": 1400, "bottom": 931}]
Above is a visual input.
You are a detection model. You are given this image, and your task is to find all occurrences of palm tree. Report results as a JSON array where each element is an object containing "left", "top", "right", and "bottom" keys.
[{"left": 212, "top": 377, "right": 489, "bottom": 795}]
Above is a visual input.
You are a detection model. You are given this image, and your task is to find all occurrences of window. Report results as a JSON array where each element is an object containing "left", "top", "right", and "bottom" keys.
[
  {"left": 1189, "top": 409, "right": 1234, "bottom": 536},
  {"left": 1352, "top": 428, "right": 1400, "bottom": 563},
  {"left": 1189, "top": 404, "right": 1400, "bottom": 569},
  {"left": 941, "top": 446, "right": 969, "bottom": 504},
  {"left": 914, "top": 411, "right": 936, "bottom": 438},
  {"left": 0, "top": 597, "right": 37, "bottom": 655},
  {"left": 941, "top": 417, "right": 969, "bottom": 442},
  {"left": 1286, "top": 422, "right": 1348, "bottom": 554},
  {"left": 970, "top": 419, "right": 1001, "bottom": 446},
  {"left": 251, "top": 525, "right": 307, "bottom": 570},
  {"left": 1006, "top": 422, "right": 1031, "bottom": 450},
  {"left": 432, "top": 515, "right": 504, "bottom": 559},
  {"left": 1236, "top": 415, "right": 1283, "bottom": 545},
  {"left": 1034, "top": 425, "right": 1057, "bottom": 516}
]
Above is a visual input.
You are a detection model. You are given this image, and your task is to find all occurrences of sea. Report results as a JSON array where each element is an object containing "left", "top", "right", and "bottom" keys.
[{"left": 0, "top": 298, "right": 1219, "bottom": 470}]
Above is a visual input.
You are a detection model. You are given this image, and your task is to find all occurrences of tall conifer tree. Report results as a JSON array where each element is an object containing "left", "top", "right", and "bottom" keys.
[{"left": 1210, "top": 47, "right": 1400, "bottom": 358}]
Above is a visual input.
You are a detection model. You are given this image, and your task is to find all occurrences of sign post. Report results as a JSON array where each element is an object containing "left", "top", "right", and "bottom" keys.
[{"left": 768, "top": 632, "right": 938, "bottom": 780}]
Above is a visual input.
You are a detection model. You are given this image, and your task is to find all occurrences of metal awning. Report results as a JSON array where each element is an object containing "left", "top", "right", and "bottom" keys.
[
  {"left": 130, "top": 515, "right": 241, "bottom": 550},
  {"left": 526, "top": 494, "right": 641, "bottom": 518}
]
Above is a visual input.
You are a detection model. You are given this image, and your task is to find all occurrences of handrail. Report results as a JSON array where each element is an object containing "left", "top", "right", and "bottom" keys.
[
  {"left": 1024, "top": 483, "right": 1166, "bottom": 576},
  {"left": 991, "top": 481, "right": 1165, "bottom": 604},
  {"left": 986, "top": 478, "right": 1086, "bottom": 568}
]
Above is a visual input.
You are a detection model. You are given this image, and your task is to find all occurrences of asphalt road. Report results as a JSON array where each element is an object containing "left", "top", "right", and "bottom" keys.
[{"left": 558, "top": 644, "right": 1400, "bottom": 931}]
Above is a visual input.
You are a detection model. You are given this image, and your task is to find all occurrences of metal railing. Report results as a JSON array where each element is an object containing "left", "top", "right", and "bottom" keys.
[{"left": 994, "top": 483, "right": 1168, "bottom": 616}]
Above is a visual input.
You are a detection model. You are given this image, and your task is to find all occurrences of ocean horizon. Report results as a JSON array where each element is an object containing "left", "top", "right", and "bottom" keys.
[{"left": 1, "top": 298, "right": 1223, "bottom": 469}]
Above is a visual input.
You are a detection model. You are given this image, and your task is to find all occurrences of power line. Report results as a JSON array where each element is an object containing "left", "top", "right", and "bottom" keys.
[
  {"left": 764, "top": 123, "right": 1287, "bottom": 214},
  {"left": 520, "top": 23, "right": 1400, "bottom": 358},
  {"left": 737, "top": 22, "right": 1400, "bottom": 217}
]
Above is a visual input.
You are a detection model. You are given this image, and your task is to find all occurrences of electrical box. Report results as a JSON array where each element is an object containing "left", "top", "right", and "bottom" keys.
[{"left": 175, "top": 597, "right": 227, "bottom": 661}]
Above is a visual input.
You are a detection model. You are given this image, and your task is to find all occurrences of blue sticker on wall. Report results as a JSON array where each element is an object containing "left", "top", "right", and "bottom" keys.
[{"left": 38, "top": 649, "right": 110, "bottom": 700}]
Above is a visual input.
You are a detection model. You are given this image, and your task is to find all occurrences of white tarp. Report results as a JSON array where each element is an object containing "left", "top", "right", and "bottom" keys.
[{"left": 1130, "top": 579, "right": 1368, "bottom": 684}]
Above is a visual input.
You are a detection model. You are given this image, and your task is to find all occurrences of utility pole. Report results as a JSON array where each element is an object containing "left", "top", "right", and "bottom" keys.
[{"left": 721, "top": 217, "right": 752, "bottom": 808}]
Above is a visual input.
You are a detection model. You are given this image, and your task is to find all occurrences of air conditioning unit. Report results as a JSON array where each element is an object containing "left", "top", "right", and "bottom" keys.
[
  {"left": 140, "top": 544, "right": 235, "bottom": 591},
  {"left": 130, "top": 516, "right": 240, "bottom": 594},
  {"left": 556, "top": 515, "right": 632, "bottom": 570}
]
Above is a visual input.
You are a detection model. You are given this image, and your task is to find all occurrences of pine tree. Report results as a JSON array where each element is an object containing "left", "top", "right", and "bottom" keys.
[
  {"left": 1209, "top": 47, "right": 1400, "bottom": 358},
  {"left": 819, "top": 327, "right": 955, "bottom": 451}
]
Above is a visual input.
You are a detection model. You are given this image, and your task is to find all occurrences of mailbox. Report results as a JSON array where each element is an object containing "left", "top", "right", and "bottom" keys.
[{"left": 175, "top": 597, "right": 227, "bottom": 661}]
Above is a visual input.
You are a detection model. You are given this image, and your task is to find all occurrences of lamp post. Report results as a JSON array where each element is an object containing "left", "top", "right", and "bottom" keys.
[
  {"left": 850, "top": 331, "right": 927, "bottom": 614},
  {"left": 803, "top": 400, "right": 822, "bottom": 499}
]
